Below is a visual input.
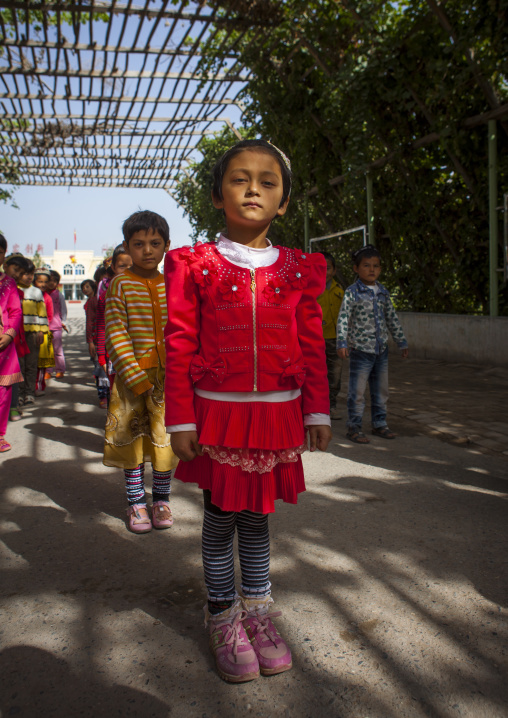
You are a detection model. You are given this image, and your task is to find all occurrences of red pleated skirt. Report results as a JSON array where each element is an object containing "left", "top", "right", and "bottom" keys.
[{"left": 174, "top": 395, "right": 307, "bottom": 514}]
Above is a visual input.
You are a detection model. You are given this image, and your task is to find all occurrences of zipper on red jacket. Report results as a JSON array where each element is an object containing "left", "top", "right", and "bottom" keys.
[{"left": 250, "top": 269, "right": 258, "bottom": 391}]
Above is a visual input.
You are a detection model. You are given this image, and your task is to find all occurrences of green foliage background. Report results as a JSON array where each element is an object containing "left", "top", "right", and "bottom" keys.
[{"left": 175, "top": 0, "right": 508, "bottom": 314}]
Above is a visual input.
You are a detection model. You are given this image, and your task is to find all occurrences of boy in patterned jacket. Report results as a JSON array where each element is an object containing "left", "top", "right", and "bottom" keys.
[{"left": 336, "top": 245, "right": 408, "bottom": 443}]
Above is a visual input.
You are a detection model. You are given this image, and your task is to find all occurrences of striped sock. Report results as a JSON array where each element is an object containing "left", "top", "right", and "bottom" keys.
[
  {"left": 152, "top": 467, "right": 172, "bottom": 502},
  {"left": 237, "top": 510, "right": 271, "bottom": 598},
  {"left": 202, "top": 507, "right": 237, "bottom": 604},
  {"left": 125, "top": 464, "right": 146, "bottom": 506}
]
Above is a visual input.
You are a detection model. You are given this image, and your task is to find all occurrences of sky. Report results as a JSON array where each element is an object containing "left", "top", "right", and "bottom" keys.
[{"left": 0, "top": 184, "right": 195, "bottom": 257}]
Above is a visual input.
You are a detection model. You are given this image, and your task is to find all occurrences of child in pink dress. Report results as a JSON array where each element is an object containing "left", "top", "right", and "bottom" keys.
[
  {"left": 0, "top": 237, "right": 23, "bottom": 452},
  {"left": 46, "top": 270, "right": 68, "bottom": 379},
  {"left": 164, "top": 140, "right": 332, "bottom": 683}
]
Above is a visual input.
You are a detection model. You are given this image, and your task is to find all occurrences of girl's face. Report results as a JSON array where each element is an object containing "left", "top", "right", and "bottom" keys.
[
  {"left": 0, "top": 246, "right": 6, "bottom": 268},
  {"left": 112, "top": 253, "right": 132, "bottom": 276},
  {"left": 21, "top": 271, "right": 34, "bottom": 287},
  {"left": 5, "top": 263, "right": 24, "bottom": 281},
  {"left": 213, "top": 149, "right": 288, "bottom": 230},
  {"left": 82, "top": 282, "right": 94, "bottom": 297},
  {"left": 47, "top": 277, "right": 58, "bottom": 292},
  {"left": 354, "top": 256, "right": 381, "bottom": 286},
  {"left": 34, "top": 274, "right": 49, "bottom": 291}
]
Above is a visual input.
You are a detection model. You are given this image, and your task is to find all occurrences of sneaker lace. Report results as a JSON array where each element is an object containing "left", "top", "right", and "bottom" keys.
[
  {"left": 249, "top": 611, "right": 282, "bottom": 647},
  {"left": 218, "top": 611, "right": 250, "bottom": 658}
]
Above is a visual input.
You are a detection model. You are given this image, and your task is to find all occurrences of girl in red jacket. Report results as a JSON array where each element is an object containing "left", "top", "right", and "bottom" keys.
[{"left": 164, "top": 139, "right": 332, "bottom": 683}]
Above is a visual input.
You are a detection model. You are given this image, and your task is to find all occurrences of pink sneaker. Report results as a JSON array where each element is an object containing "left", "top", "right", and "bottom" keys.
[
  {"left": 206, "top": 600, "right": 260, "bottom": 683},
  {"left": 241, "top": 596, "right": 292, "bottom": 676},
  {"left": 151, "top": 500, "right": 173, "bottom": 529},
  {"left": 126, "top": 504, "right": 152, "bottom": 534}
]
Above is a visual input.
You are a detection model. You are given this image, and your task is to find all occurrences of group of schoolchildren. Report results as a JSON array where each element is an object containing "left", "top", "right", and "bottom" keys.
[
  {"left": 0, "top": 238, "right": 68, "bottom": 452},
  {"left": 0, "top": 138, "right": 408, "bottom": 684}
]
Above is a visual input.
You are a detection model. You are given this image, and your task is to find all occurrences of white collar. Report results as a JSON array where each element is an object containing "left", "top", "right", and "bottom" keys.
[{"left": 218, "top": 234, "right": 274, "bottom": 255}]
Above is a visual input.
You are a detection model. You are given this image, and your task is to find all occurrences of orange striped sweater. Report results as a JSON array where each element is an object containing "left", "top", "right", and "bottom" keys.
[{"left": 105, "top": 269, "right": 166, "bottom": 395}]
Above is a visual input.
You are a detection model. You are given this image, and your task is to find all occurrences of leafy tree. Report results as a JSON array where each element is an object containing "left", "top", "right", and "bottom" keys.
[{"left": 178, "top": 0, "right": 508, "bottom": 314}]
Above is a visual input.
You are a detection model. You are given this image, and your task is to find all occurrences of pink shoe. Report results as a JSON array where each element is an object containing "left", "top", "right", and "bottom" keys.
[
  {"left": 126, "top": 504, "right": 152, "bottom": 534},
  {"left": 241, "top": 596, "right": 292, "bottom": 676},
  {"left": 0, "top": 438, "right": 11, "bottom": 453},
  {"left": 206, "top": 600, "right": 260, "bottom": 683},
  {"left": 151, "top": 500, "right": 173, "bottom": 529}
]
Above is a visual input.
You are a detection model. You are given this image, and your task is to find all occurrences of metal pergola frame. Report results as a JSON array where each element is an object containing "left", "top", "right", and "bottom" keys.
[{"left": 0, "top": 0, "right": 269, "bottom": 190}]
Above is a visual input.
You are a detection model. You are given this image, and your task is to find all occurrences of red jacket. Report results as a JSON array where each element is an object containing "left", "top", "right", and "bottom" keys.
[{"left": 164, "top": 242, "right": 329, "bottom": 427}]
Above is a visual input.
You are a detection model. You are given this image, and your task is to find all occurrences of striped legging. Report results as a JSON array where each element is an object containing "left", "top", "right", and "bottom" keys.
[{"left": 202, "top": 490, "right": 271, "bottom": 603}]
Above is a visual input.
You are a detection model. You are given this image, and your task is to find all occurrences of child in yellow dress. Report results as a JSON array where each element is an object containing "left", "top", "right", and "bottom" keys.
[{"left": 103, "top": 210, "right": 177, "bottom": 533}]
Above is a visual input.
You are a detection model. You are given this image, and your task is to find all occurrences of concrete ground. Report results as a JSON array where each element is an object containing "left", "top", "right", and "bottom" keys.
[{"left": 1, "top": 304, "right": 507, "bottom": 718}]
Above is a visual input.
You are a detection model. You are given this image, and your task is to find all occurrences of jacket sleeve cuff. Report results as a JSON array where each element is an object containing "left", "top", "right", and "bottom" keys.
[
  {"left": 397, "top": 340, "right": 408, "bottom": 349},
  {"left": 304, "top": 413, "right": 331, "bottom": 427},
  {"left": 336, "top": 340, "right": 348, "bottom": 349},
  {"left": 128, "top": 376, "right": 153, "bottom": 396},
  {"left": 166, "top": 423, "right": 197, "bottom": 433}
]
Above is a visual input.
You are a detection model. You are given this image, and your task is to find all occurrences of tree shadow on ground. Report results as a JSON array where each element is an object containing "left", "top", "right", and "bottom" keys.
[
  {"left": 1, "top": 325, "right": 507, "bottom": 717},
  {"left": 0, "top": 646, "right": 169, "bottom": 718}
]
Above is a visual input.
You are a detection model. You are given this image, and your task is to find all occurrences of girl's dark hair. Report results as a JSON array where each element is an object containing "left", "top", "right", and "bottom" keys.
[
  {"left": 49, "top": 270, "right": 61, "bottom": 283},
  {"left": 106, "top": 244, "right": 130, "bottom": 278},
  {"left": 352, "top": 244, "right": 381, "bottom": 265},
  {"left": 81, "top": 279, "right": 97, "bottom": 295},
  {"left": 25, "top": 259, "right": 35, "bottom": 273},
  {"left": 122, "top": 210, "right": 170, "bottom": 246},
  {"left": 211, "top": 139, "right": 292, "bottom": 208},
  {"left": 93, "top": 265, "right": 107, "bottom": 284},
  {"left": 5, "top": 255, "right": 30, "bottom": 272},
  {"left": 0, "top": 234, "right": 7, "bottom": 251}
]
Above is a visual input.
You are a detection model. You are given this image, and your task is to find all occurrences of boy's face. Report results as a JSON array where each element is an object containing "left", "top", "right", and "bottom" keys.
[
  {"left": 212, "top": 149, "right": 288, "bottom": 230},
  {"left": 325, "top": 258, "right": 335, "bottom": 283},
  {"left": 124, "top": 230, "right": 168, "bottom": 277},
  {"left": 34, "top": 274, "right": 48, "bottom": 292},
  {"left": 21, "top": 271, "right": 34, "bottom": 287},
  {"left": 5, "top": 263, "right": 24, "bottom": 281},
  {"left": 47, "top": 277, "right": 58, "bottom": 292},
  {"left": 354, "top": 256, "right": 381, "bottom": 285}
]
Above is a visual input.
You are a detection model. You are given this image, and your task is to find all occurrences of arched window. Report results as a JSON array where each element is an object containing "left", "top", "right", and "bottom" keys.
[
  {"left": 43, "top": 263, "right": 52, "bottom": 271},
  {"left": 74, "top": 264, "right": 85, "bottom": 276},
  {"left": 63, "top": 264, "right": 73, "bottom": 276}
]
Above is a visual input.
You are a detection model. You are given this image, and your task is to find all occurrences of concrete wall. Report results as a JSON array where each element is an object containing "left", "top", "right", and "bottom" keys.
[{"left": 390, "top": 313, "right": 508, "bottom": 368}]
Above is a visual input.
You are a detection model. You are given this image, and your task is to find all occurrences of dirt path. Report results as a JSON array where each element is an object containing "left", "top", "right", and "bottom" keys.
[{"left": 1, "top": 306, "right": 507, "bottom": 718}]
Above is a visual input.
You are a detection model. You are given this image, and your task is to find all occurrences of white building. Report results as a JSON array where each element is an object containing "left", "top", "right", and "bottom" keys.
[{"left": 38, "top": 250, "right": 105, "bottom": 300}]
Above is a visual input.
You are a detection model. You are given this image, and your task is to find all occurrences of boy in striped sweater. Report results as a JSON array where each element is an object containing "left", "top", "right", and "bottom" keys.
[{"left": 103, "top": 210, "right": 177, "bottom": 534}]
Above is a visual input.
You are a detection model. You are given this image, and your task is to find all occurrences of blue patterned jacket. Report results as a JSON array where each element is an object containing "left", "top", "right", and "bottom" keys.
[{"left": 336, "top": 279, "right": 408, "bottom": 354}]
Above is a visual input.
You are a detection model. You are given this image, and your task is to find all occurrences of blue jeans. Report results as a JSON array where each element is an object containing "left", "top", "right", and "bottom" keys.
[{"left": 347, "top": 348, "right": 389, "bottom": 432}]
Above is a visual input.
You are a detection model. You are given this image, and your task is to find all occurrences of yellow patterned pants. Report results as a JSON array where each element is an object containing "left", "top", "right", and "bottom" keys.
[{"left": 103, "top": 364, "right": 177, "bottom": 472}]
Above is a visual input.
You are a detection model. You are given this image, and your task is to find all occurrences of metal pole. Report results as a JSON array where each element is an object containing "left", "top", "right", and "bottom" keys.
[
  {"left": 304, "top": 195, "right": 310, "bottom": 253},
  {"left": 366, "top": 172, "right": 374, "bottom": 245},
  {"left": 488, "top": 119, "right": 498, "bottom": 316}
]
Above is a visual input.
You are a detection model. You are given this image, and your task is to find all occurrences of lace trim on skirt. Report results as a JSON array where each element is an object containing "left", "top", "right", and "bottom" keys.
[{"left": 203, "top": 443, "right": 307, "bottom": 474}]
